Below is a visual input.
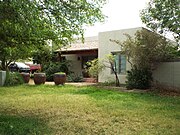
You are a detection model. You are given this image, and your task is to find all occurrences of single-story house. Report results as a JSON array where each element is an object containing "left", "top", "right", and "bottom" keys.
[
  {"left": 57, "top": 27, "right": 180, "bottom": 89},
  {"left": 57, "top": 27, "right": 143, "bottom": 83}
]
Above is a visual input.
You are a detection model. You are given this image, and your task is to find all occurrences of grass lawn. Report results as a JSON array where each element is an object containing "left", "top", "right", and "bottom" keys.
[{"left": 0, "top": 85, "right": 179, "bottom": 135}]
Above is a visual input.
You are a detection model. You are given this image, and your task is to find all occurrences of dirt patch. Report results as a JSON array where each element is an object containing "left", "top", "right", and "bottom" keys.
[
  {"left": 96, "top": 85, "right": 149, "bottom": 93},
  {"left": 149, "top": 88, "right": 180, "bottom": 97},
  {"left": 96, "top": 85, "right": 180, "bottom": 96},
  {"left": 29, "top": 79, "right": 97, "bottom": 86}
]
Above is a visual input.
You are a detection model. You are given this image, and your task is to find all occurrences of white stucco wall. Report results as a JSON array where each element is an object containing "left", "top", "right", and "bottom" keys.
[
  {"left": 98, "top": 27, "right": 143, "bottom": 83},
  {"left": 64, "top": 55, "right": 82, "bottom": 76},
  {"left": 153, "top": 62, "right": 180, "bottom": 89}
]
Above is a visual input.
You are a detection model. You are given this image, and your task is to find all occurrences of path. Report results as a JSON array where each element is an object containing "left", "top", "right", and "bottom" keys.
[{"left": 29, "top": 79, "right": 97, "bottom": 86}]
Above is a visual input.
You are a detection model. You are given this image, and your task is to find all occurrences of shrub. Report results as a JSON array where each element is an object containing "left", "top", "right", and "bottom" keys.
[
  {"left": 67, "top": 73, "right": 83, "bottom": 82},
  {"left": 98, "top": 81, "right": 116, "bottom": 86},
  {"left": 126, "top": 67, "right": 152, "bottom": 89},
  {"left": 86, "top": 58, "right": 103, "bottom": 78},
  {"left": 4, "top": 72, "right": 24, "bottom": 86},
  {"left": 43, "top": 61, "right": 72, "bottom": 81},
  {"left": 54, "top": 72, "right": 66, "bottom": 75}
]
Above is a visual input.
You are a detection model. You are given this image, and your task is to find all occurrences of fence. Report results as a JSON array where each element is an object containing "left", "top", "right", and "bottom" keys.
[{"left": 153, "top": 61, "right": 180, "bottom": 92}]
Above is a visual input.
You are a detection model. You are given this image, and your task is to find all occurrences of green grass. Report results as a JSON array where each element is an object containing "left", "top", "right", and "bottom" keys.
[{"left": 0, "top": 85, "right": 179, "bottom": 135}]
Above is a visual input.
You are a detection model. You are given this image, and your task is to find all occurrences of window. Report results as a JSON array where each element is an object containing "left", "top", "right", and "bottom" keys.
[{"left": 112, "top": 52, "right": 126, "bottom": 74}]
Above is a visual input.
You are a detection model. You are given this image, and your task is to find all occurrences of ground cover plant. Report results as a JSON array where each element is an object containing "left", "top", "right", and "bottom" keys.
[{"left": 0, "top": 85, "right": 179, "bottom": 134}]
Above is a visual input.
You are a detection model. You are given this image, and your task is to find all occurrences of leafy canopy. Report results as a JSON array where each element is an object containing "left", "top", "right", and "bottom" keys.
[
  {"left": 110, "top": 29, "right": 178, "bottom": 70},
  {"left": 141, "top": 0, "right": 180, "bottom": 43},
  {"left": 86, "top": 58, "right": 104, "bottom": 78},
  {"left": 87, "top": 55, "right": 121, "bottom": 86},
  {"left": 110, "top": 29, "right": 178, "bottom": 89},
  {"left": 0, "top": 0, "right": 106, "bottom": 70}
]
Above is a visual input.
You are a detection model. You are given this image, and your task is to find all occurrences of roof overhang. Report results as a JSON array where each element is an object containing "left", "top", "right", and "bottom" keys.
[{"left": 59, "top": 48, "right": 98, "bottom": 55}]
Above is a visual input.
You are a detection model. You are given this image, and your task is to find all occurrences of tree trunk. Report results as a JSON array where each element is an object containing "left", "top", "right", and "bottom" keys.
[
  {"left": 114, "top": 71, "right": 120, "bottom": 87},
  {"left": 110, "top": 62, "right": 120, "bottom": 87},
  {"left": 1, "top": 57, "right": 10, "bottom": 71},
  {"left": 1, "top": 59, "right": 7, "bottom": 71}
]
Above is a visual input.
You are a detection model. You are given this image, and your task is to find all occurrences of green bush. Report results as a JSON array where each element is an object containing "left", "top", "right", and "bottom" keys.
[
  {"left": 54, "top": 72, "right": 66, "bottom": 75},
  {"left": 4, "top": 72, "right": 24, "bottom": 86},
  {"left": 67, "top": 73, "right": 83, "bottom": 82},
  {"left": 86, "top": 58, "right": 103, "bottom": 78},
  {"left": 43, "top": 61, "right": 71, "bottom": 81},
  {"left": 97, "top": 81, "right": 116, "bottom": 86},
  {"left": 126, "top": 67, "right": 152, "bottom": 89}
]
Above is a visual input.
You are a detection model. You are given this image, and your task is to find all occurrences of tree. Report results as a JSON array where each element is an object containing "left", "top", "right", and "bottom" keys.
[
  {"left": 110, "top": 29, "right": 178, "bottom": 89},
  {"left": 86, "top": 58, "right": 104, "bottom": 79},
  {"left": 141, "top": 0, "right": 180, "bottom": 43},
  {"left": 104, "top": 54, "right": 120, "bottom": 87},
  {"left": 0, "top": 0, "right": 106, "bottom": 70},
  {"left": 32, "top": 44, "right": 53, "bottom": 66},
  {"left": 87, "top": 56, "right": 120, "bottom": 87},
  {"left": 111, "top": 29, "right": 178, "bottom": 70}
]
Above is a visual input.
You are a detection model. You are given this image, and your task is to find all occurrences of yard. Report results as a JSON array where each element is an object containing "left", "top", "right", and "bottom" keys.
[{"left": 0, "top": 85, "right": 179, "bottom": 135}]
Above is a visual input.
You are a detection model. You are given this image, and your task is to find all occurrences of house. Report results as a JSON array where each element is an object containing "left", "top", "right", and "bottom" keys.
[
  {"left": 59, "top": 36, "right": 98, "bottom": 79},
  {"left": 57, "top": 27, "right": 142, "bottom": 83},
  {"left": 57, "top": 27, "right": 180, "bottom": 90},
  {"left": 98, "top": 27, "right": 141, "bottom": 83}
]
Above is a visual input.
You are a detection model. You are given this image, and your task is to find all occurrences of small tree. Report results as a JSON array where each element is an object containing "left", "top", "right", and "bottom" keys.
[
  {"left": 111, "top": 29, "right": 178, "bottom": 70},
  {"left": 103, "top": 54, "right": 120, "bottom": 87},
  {"left": 87, "top": 56, "right": 121, "bottom": 87},
  {"left": 86, "top": 59, "right": 104, "bottom": 79}
]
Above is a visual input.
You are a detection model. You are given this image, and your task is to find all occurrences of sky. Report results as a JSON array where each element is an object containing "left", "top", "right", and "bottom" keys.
[{"left": 84, "top": 0, "right": 150, "bottom": 37}]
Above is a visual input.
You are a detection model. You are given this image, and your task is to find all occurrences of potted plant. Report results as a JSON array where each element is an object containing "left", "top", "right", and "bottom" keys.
[
  {"left": 53, "top": 72, "right": 66, "bottom": 85},
  {"left": 20, "top": 72, "right": 30, "bottom": 83},
  {"left": 34, "top": 72, "right": 46, "bottom": 85},
  {"left": 0, "top": 70, "right": 6, "bottom": 86}
]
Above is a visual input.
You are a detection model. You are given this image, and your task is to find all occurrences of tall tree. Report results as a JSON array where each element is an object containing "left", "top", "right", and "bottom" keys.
[
  {"left": 0, "top": 0, "right": 106, "bottom": 70},
  {"left": 110, "top": 29, "right": 178, "bottom": 70},
  {"left": 110, "top": 29, "right": 178, "bottom": 89},
  {"left": 141, "top": 0, "right": 180, "bottom": 43}
]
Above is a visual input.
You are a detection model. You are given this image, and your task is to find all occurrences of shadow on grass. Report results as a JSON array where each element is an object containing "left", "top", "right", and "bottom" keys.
[{"left": 0, "top": 114, "right": 51, "bottom": 135}]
